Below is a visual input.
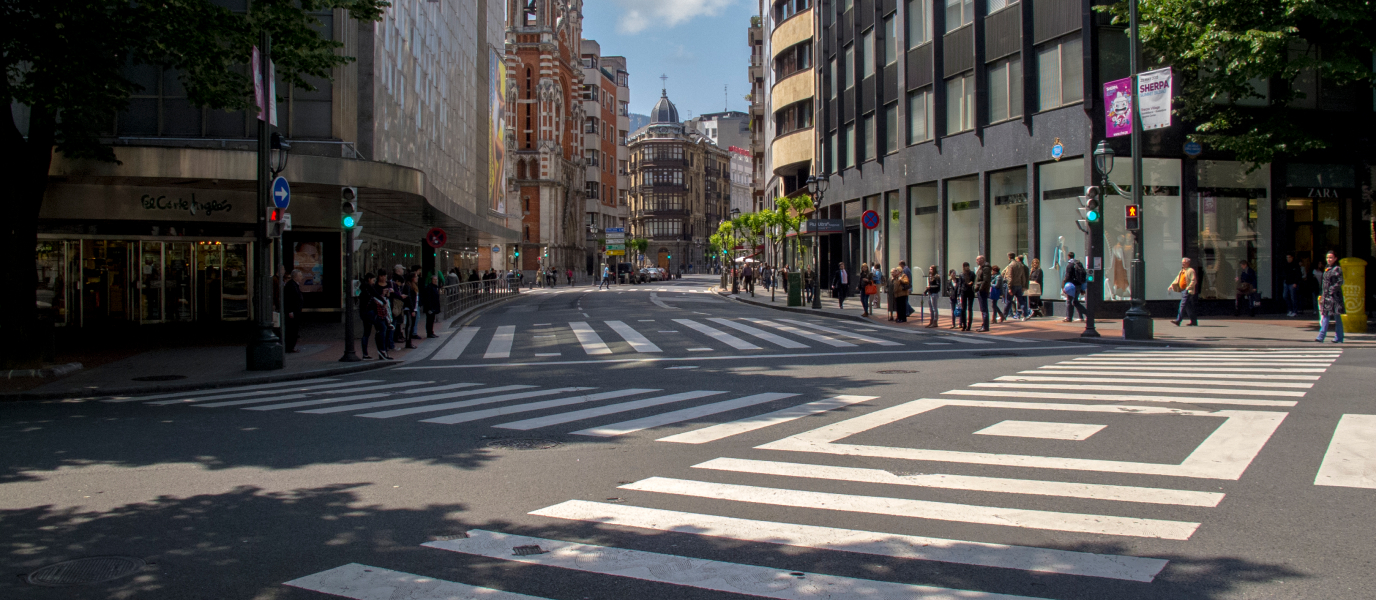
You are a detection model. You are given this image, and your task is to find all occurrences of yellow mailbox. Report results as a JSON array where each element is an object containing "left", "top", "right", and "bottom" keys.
[{"left": 1340, "top": 257, "right": 1366, "bottom": 334}]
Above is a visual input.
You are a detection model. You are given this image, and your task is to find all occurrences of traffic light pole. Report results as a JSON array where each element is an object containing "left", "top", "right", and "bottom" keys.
[
  {"left": 1120, "top": 0, "right": 1154, "bottom": 340},
  {"left": 1082, "top": 221, "right": 1101, "bottom": 338},
  {"left": 247, "top": 30, "right": 284, "bottom": 371},
  {"left": 340, "top": 226, "right": 360, "bottom": 362}
]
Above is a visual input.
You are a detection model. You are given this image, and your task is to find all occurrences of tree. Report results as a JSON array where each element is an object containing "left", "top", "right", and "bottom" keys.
[
  {"left": 2, "top": 0, "right": 387, "bottom": 366},
  {"left": 1099, "top": 0, "right": 1374, "bottom": 165},
  {"left": 775, "top": 194, "right": 813, "bottom": 269}
]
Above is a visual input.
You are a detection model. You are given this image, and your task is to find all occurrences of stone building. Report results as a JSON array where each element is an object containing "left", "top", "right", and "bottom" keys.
[
  {"left": 504, "top": 0, "right": 586, "bottom": 275},
  {"left": 628, "top": 90, "right": 732, "bottom": 272},
  {"left": 579, "top": 40, "right": 631, "bottom": 272}
]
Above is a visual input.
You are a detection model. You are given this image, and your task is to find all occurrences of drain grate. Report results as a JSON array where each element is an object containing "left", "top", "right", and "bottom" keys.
[
  {"left": 875, "top": 369, "right": 918, "bottom": 374},
  {"left": 975, "top": 352, "right": 1021, "bottom": 357},
  {"left": 484, "top": 438, "right": 562, "bottom": 450},
  {"left": 512, "top": 545, "right": 548, "bottom": 556},
  {"left": 131, "top": 375, "right": 187, "bottom": 382},
  {"left": 25, "top": 556, "right": 146, "bottom": 587}
]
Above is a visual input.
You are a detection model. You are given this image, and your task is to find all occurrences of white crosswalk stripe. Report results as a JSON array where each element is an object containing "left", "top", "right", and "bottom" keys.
[
  {"left": 998, "top": 375, "right": 1315, "bottom": 388},
  {"left": 706, "top": 317, "right": 808, "bottom": 348},
  {"left": 493, "top": 390, "right": 726, "bottom": 431},
  {"left": 747, "top": 318, "right": 855, "bottom": 347},
  {"left": 298, "top": 384, "right": 534, "bottom": 414},
  {"left": 657, "top": 395, "right": 876, "bottom": 444},
  {"left": 672, "top": 318, "right": 761, "bottom": 349},
  {"left": 605, "top": 320, "right": 661, "bottom": 352},
  {"left": 196, "top": 381, "right": 431, "bottom": 409},
  {"left": 143, "top": 380, "right": 375, "bottom": 405},
  {"left": 568, "top": 321, "right": 611, "bottom": 355},
  {"left": 776, "top": 318, "right": 901, "bottom": 346},
  {"left": 936, "top": 335, "right": 994, "bottom": 344},
  {"left": 419, "top": 389, "right": 661, "bottom": 425},
  {"left": 105, "top": 377, "right": 339, "bottom": 403},
  {"left": 570, "top": 392, "right": 798, "bottom": 437},
  {"left": 430, "top": 326, "right": 478, "bottom": 360},
  {"left": 358, "top": 387, "right": 594, "bottom": 419},
  {"left": 286, "top": 563, "right": 550, "bottom": 600},
  {"left": 484, "top": 325, "right": 516, "bottom": 358},
  {"left": 1315, "top": 414, "right": 1376, "bottom": 488}
]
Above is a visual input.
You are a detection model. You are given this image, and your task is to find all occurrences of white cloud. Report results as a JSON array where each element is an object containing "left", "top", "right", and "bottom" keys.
[{"left": 614, "top": 0, "right": 736, "bottom": 34}]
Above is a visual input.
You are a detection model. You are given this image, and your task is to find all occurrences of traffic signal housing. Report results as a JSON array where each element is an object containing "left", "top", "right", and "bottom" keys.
[
  {"left": 267, "top": 207, "right": 286, "bottom": 238},
  {"left": 340, "top": 187, "right": 360, "bottom": 230},
  {"left": 1078, "top": 186, "right": 1101, "bottom": 223},
  {"left": 1125, "top": 204, "right": 1141, "bottom": 230}
]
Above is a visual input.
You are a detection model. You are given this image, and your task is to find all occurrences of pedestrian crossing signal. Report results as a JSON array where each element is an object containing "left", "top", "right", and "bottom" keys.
[{"left": 1125, "top": 204, "right": 1141, "bottom": 230}]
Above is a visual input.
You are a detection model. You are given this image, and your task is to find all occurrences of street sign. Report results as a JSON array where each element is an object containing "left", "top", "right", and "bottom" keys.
[
  {"left": 271, "top": 176, "right": 291, "bottom": 209},
  {"left": 605, "top": 227, "right": 625, "bottom": 233},
  {"left": 804, "top": 218, "right": 844, "bottom": 233},
  {"left": 606, "top": 244, "right": 625, "bottom": 251},
  {"left": 861, "top": 210, "right": 880, "bottom": 229},
  {"left": 606, "top": 250, "right": 625, "bottom": 256},
  {"left": 1183, "top": 141, "right": 1202, "bottom": 158},
  {"left": 425, "top": 227, "right": 448, "bottom": 248},
  {"left": 1051, "top": 138, "right": 1064, "bottom": 161},
  {"left": 491, "top": 244, "right": 501, "bottom": 254},
  {"left": 283, "top": 212, "right": 292, "bottom": 232}
]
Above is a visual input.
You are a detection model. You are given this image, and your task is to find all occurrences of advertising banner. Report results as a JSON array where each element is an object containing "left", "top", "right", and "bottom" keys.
[
  {"left": 292, "top": 242, "right": 324, "bottom": 293},
  {"left": 489, "top": 50, "right": 507, "bottom": 213},
  {"left": 1137, "top": 67, "right": 1172, "bottom": 131},
  {"left": 1103, "top": 77, "right": 1133, "bottom": 138}
]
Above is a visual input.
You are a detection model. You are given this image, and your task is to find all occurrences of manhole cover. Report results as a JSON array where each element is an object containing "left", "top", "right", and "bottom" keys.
[
  {"left": 484, "top": 438, "right": 562, "bottom": 450},
  {"left": 25, "top": 556, "right": 146, "bottom": 587},
  {"left": 512, "top": 545, "right": 548, "bottom": 556},
  {"left": 875, "top": 369, "right": 917, "bottom": 374},
  {"left": 975, "top": 352, "right": 1021, "bottom": 357},
  {"left": 131, "top": 375, "right": 186, "bottom": 382}
]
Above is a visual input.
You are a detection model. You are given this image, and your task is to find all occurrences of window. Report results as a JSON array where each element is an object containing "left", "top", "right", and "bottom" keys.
[
  {"left": 1037, "top": 35, "right": 1083, "bottom": 111},
  {"left": 862, "top": 30, "right": 875, "bottom": 78},
  {"left": 987, "top": 56, "right": 1023, "bottom": 122},
  {"left": 774, "top": 100, "right": 814, "bottom": 135},
  {"left": 945, "top": 73, "right": 974, "bottom": 133},
  {"left": 884, "top": 102, "right": 899, "bottom": 154},
  {"left": 843, "top": 123, "right": 856, "bottom": 168},
  {"left": 907, "top": 0, "right": 932, "bottom": 47},
  {"left": 774, "top": 42, "right": 813, "bottom": 80},
  {"left": 987, "top": 0, "right": 1015, "bottom": 13},
  {"left": 829, "top": 132, "right": 838, "bottom": 173},
  {"left": 945, "top": 0, "right": 973, "bottom": 32},
  {"left": 883, "top": 16, "right": 897, "bottom": 66},
  {"left": 863, "top": 115, "right": 876, "bottom": 161},
  {"left": 844, "top": 46, "right": 855, "bottom": 90},
  {"left": 907, "top": 88, "right": 933, "bottom": 143},
  {"left": 829, "top": 59, "right": 838, "bottom": 98}
]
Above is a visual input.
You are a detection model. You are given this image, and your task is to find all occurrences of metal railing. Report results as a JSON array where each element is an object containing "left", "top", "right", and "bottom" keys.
[{"left": 442, "top": 279, "right": 520, "bottom": 319}]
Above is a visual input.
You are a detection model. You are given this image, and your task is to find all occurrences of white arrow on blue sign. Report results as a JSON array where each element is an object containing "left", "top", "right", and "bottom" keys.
[{"left": 272, "top": 176, "right": 291, "bottom": 209}]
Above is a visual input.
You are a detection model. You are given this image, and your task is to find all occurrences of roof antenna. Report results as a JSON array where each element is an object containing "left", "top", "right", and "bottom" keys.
[{"left": 724, "top": 84, "right": 728, "bottom": 111}]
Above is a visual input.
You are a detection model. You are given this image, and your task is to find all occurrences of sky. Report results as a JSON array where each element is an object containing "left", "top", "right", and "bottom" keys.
[{"left": 580, "top": 0, "right": 756, "bottom": 120}]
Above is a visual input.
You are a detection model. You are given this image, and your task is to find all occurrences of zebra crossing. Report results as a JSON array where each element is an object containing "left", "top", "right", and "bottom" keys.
[
  {"left": 410, "top": 316, "right": 991, "bottom": 362},
  {"left": 282, "top": 347, "right": 1345, "bottom": 599}
]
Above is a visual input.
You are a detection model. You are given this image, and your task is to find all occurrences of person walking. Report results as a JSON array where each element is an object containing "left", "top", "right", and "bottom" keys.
[
  {"left": 598, "top": 264, "right": 611, "bottom": 290},
  {"left": 1062, "top": 252, "right": 1088, "bottom": 323},
  {"left": 422, "top": 274, "right": 443, "bottom": 338},
  {"left": 946, "top": 268, "right": 962, "bottom": 329},
  {"left": 283, "top": 270, "right": 304, "bottom": 353},
  {"left": 924, "top": 266, "right": 941, "bottom": 327},
  {"left": 803, "top": 268, "right": 814, "bottom": 303},
  {"left": 402, "top": 272, "right": 420, "bottom": 349},
  {"left": 859, "top": 263, "right": 874, "bottom": 316},
  {"left": 1027, "top": 257, "right": 1044, "bottom": 319},
  {"left": 357, "top": 272, "right": 377, "bottom": 359},
  {"left": 1280, "top": 253, "right": 1302, "bottom": 317},
  {"left": 990, "top": 265, "right": 1007, "bottom": 324},
  {"left": 892, "top": 267, "right": 910, "bottom": 322},
  {"left": 373, "top": 272, "right": 395, "bottom": 359},
  {"left": 743, "top": 263, "right": 755, "bottom": 296},
  {"left": 1168, "top": 256, "right": 1199, "bottom": 326},
  {"left": 974, "top": 255, "right": 992, "bottom": 331},
  {"left": 1315, "top": 250, "right": 1345, "bottom": 343},
  {"left": 1235, "top": 259, "right": 1258, "bottom": 317},
  {"left": 1005, "top": 252, "right": 1028, "bottom": 320},
  {"left": 832, "top": 262, "right": 850, "bottom": 309},
  {"left": 960, "top": 262, "right": 976, "bottom": 331}
]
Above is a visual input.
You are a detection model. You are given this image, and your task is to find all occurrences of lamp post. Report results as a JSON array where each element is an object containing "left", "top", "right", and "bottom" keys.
[
  {"left": 247, "top": 30, "right": 283, "bottom": 371},
  {"left": 1119, "top": 0, "right": 1153, "bottom": 341},
  {"left": 729, "top": 208, "right": 741, "bottom": 294},
  {"left": 270, "top": 132, "right": 291, "bottom": 351},
  {"left": 805, "top": 175, "right": 828, "bottom": 310}
]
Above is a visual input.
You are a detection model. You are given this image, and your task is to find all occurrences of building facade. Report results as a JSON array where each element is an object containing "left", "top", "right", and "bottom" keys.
[
  {"left": 31, "top": 1, "right": 516, "bottom": 330},
  {"left": 628, "top": 91, "right": 733, "bottom": 272},
  {"left": 748, "top": 13, "right": 770, "bottom": 214},
  {"left": 504, "top": 0, "right": 586, "bottom": 275},
  {"left": 758, "top": 0, "right": 1373, "bottom": 314},
  {"left": 579, "top": 41, "right": 632, "bottom": 271}
]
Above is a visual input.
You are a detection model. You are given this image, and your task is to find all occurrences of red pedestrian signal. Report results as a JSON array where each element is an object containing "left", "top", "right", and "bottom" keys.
[{"left": 1125, "top": 204, "right": 1141, "bottom": 230}]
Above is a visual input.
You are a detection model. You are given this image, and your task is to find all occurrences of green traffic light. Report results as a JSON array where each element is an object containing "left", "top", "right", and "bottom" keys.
[
  {"left": 1087, "top": 210, "right": 1099, "bottom": 222},
  {"left": 341, "top": 215, "right": 356, "bottom": 228}
]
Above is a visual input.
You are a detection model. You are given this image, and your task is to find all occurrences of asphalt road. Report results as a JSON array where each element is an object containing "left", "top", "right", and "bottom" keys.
[{"left": 2, "top": 274, "right": 1372, "bottom": 600}]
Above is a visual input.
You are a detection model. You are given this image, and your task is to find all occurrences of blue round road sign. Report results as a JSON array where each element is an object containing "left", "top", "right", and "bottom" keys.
[
  {"left": 1051, "top": 143, "right": 1064, "bottom": 160},
  {"left": 861, "top": 210, "right": 880, "bottom": 230},
  {"left": 272, "top": 176, "right": 291, "bottom": 209}
]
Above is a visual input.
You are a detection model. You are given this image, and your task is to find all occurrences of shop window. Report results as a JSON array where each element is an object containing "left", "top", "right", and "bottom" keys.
[
  {"left": 945, "top": 177, "right": 980, "bottom": 269},
  {"left": 987, "top": 55, "right": 1023, "bottom": 123},
  {"left": 989, "top": 168, "right": 1029, "bottom": 260},
  {"left": 1037, "top": 35, "right": 1083, "bottom": 111},
  {"left": 1106, "top": 158, "right": 1183, "bottom": 301},
  {"left": 907, "top": 87, "right": 933, "bottom": 144},
  {"left": 1196, "top": 162, "right": 1271, "bottom": 299},
  {"left": 1038, "top": 158, "right": 1086, "bottom": 298},
  {"left": 909, "top": 183, "right": 939, "bottom": 273},
  {"left": 945, "top": 73, "right": 974, "bottom": 133}
]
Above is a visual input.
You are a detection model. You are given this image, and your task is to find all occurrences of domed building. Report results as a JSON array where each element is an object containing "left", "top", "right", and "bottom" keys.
[{"left": 627, "top": 88, "right": 732, "bottom": 273}]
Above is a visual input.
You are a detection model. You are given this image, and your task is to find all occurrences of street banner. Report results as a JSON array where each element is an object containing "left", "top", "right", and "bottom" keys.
[
  {"left": 268, "top": 60, "right": 278, "bottom": 126},
  {"left": 1103, "top": 77, "right": 1133, "bottom": 138},
  {"left": 252, "top": 46, "right": 264, "bottom": 121},
  {"left": 1137, "top": 67, "right": 1172, "bottom": 131}
]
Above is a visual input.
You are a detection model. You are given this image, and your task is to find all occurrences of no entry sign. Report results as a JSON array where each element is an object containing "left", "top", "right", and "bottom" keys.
[{"left": 425, "top": 227, "right": 448, "bottom": 248}]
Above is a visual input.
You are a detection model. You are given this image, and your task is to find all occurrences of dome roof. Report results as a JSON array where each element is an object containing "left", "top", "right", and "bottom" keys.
[{"left": 650, "top": 90, "right": 679, "bottom": 124}]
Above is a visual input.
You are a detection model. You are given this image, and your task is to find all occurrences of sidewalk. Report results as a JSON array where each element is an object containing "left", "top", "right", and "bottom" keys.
[
  {"left": 1, "top": 294, "right": 520, "bottom": 400},
  {"left": 717, "top": 285, "right": 1375, "bottom": 348}
]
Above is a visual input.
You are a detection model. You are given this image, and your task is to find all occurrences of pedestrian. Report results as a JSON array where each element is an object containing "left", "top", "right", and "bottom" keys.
[
  {"left": 422, "top": 274, "right": 443, "bottom": 337},
  {"left": 283, "top": 270, "right": 304, "bottom": 353},
  {"left": 990, "top": 264, "right": 1007, "bottom": 324},
  {"left": 870, "top": 263, "right": 884, "bottom": 315},
  {"left": 1315, "top": 250, "right": 1345, "bottom": 343},
  {"left": 1062, "top": 252, "right": 1088, "bottom": 323},
  {"left": 924, "top": 265, "right": 941, "bottom": 328},
  {"left": 946, "top": 268, "right": 961, "bottom": 329},
  {"left": 831, "top": 261, "right": 850, "bottom": 309},
  {"left": 1281, "top": 253, "right": 1302, "bottom": 317},
  {"left": 566, "top": 268, "right": 574, "bottom": 287},
  {"left": 598, "top": 263, "right": 610, "bottom": 290},
  {"left": 859, "top": 263, "right": 873, "bottom": 316},
  {"left": 358, "top": 272, "right": 378, "bottom": 359},
  {"left": 1005, "top": 252, "right": 1028, "bottom": 320},
  {"left": 391, "top": 265, "right": 410, "bottom": 345},
  {"left": 891, "top": 267, "right": 910, "bottom": 322},
  {"left": 1027, "top": 257, "right": 1044, "bottom": 319},
  {"left": 804, "top": 268, "right": 814, "bottom": 303},
  {"left": 1168, "top": 256, "right": 1198, "bottom": 326},
  {"left": 960, "top": 262, "right": 976, "bottom": 331},
  {"left": 974, "top": 255, "right": 992, "bottom": 331},
  {"left": 897, "top": 261, "right": 914, "bottom": 320},
  {"left": 373, "top": 271, "right": 395, "bottom": 359},
  {"left": 743, "top": 262, "right": 755, "bottom": 296},
  {"left": 402, "top": 272, "right": 420, "bottom": 349},
  {"left": 885, "top": 267, "right": 897, "bottom": 321},
  {"left": 1234, "top": 259, "right": 1258, "bottom": 317}
]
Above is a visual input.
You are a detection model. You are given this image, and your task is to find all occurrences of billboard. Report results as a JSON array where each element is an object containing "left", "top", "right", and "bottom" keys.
[{"left": 489, "top": 50, "right": 507, "bottom": 213}]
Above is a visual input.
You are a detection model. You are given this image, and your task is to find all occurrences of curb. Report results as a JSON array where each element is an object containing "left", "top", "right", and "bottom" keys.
[
  {"left": 0, "top": 361, "right": 393, "bottom": 403},
  {"left": 718, "top": 289, "right": 875, "bottom": 325},
  {"left": 2, "top": 362, "right": 84, "bottom": 380}
]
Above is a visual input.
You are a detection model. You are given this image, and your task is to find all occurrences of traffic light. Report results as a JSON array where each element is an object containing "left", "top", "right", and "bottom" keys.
[
  {"left": 1125, "top": 204, "right": 1141, "bottom": 230},
  {"left": 340, "top": 187, "right": 360, "bottom": 230},
  {"left": 1078, "top": 186, "right": 1101, "bottom": 223},
  {"left": 267, "top": 207, "right": 285, "bottom": 238}
]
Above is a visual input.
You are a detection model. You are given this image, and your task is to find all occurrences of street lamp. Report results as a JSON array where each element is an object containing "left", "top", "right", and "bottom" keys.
[
  {"left": 1093, "top": 140, "right": 1114, "bottom": 179},
  {"left": 805, "top": 175, "right": 828, "bottom": 310},
  {"left": 729, "top": 207, "right": 741, "bottom": 294},
  {"left": 269, "top": 132, "right": 291, "bottom": 177}
]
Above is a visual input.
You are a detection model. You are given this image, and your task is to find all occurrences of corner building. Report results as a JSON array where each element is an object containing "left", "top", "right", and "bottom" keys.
[
  {"left": 579, "top": 40, "right": 632, "bottom": 272},
  {"left": 789, "top": 0, "right": 1373, "bottom": 314},
  {"left": 628, "top": 92, "right": 733, "bottom": 273}
]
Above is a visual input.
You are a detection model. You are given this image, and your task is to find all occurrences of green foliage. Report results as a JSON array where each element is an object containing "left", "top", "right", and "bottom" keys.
[{"left": 1097, "top": 0, "right": 1374, "bottom": 166}]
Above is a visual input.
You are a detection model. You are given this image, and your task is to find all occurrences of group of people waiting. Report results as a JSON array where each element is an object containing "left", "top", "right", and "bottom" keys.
[
  {"left": 357, "top": 264, "right": 446, "bottom": 360},
  {"left": 832, "top": 253, "right": 1047, "bottom": 332}
]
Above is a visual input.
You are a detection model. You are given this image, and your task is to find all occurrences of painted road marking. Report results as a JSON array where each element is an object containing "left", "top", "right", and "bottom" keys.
[
  {"left": 531, "top": 500, "right": 1168, "bottom": 581},
  {"left": 619, "top": 477, "right": 1200, "bottom": 539},
  {"left": 285, "top": 563, "right": 549, "bottom": 600},
  {"left": 299, "top": 385, "right": 535, "bottom": 414},
  {"left": 777, "top": 318, "right": 901, "bottom": 346},
  {"left": 110, "top": 377, "right": 338, "bottom": 403},
  {"left": 658, "top": 395, "right": 877, "bottom": 444},
  {"left": 936, "top": 335, "right": 995, "bottom": 345},
  {"left": 1016, "top": 371, "right": 1321, "bottom": 382},
  {"left": 970, "top": 382, "right": 1307, "bottom": 397},
  {"left": 569, "top": 321, "right": 612, "bottom": 355},
  {"left": 606, "top": 320, "right": 662, "bottom": 353},
  {"left": 672, "top": 318, "right": 761, "bottom": 350},
  {"left": 143, "top": 380, "right": 374, "bottom": 405},
  {"left": 708, "top": 318, "right": 809, "bottom": 348},
  {"left": 943, "top": 389, "right": 1297, "bottom": 407},
  {"left": 418, "top": 389, "right": 661, "bottom": 425},
  {"left": 1315, "top": 414, "right": 1376, "bottom": 488},
  {"left": 483, "top": 325, "right": 516, "bottom": 359},
  {"left": 431, "top": 327, "right": 479, "bottom": 360},
  {"left": 494, "top": 390, "right": 726, "bottom": 431},
  {"left": 357, "top": 387, "right": 594, "bottom": 419},
  {"left": 974, "top": 420, "right": 1107, "bottom": 440},
  {"left": 571, "top": 393, "right": 799, "bottom": 437},
  {"left": 747, "top": 318, "right": 856, "bottom": 347}
]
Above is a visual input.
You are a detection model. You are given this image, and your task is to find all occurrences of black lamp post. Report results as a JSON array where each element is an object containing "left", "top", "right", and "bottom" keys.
[
  {"left": 247, "top": 30, "right": 283, "bottom": 371},
  {"left": 1119, "top": 0, "right": 1153, "bottom": 341},
  {"left": 729, "top": 208, "right": 741, "bottom": 294},
  {"left": 805, "top": 175, "right": 828, "bottom": 309}
]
